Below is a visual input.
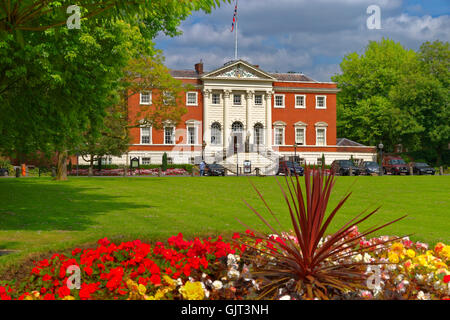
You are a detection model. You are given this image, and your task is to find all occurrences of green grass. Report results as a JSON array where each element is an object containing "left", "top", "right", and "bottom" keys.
[{"left": 0, "top": 176, "right": 449, "bottom": 273}]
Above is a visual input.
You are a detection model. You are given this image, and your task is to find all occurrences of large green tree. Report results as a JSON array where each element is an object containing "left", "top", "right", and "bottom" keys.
[
  {"left": 333, "top": 38, "right": 449, "bottom": 163},
  {"left": 1, "top": 0, "right": 228, "bottom": 180}
]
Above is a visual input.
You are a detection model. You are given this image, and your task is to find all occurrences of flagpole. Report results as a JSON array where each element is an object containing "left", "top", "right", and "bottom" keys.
[
  {"left": 234, "top": 0, "right": 238, "bottom": 60},
  {"left": 235, "top": 16, "right": 238, "bottom": 60}
]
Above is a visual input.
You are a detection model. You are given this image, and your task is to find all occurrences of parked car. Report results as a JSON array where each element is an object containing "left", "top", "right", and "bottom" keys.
[
  {"left": 382, "top": 156, "right": 409, "bottom": 175},
  {"left": 276, "top": 161, "right": 304, "bottom": 176},
  {"left": 360, "top": 161, "right": 381, "bottom": 175},
  {"left": 411, "top": 162, "right": 436, "bottom": 175},
  {"left": 330, "top": 160, "right": 360, "bottom": 176},
  {"left": 205, "top": 163, "right": 226, "bottom": 176},
  {"left": 0, "top": 168, "right": 9, "bottom": 176}
]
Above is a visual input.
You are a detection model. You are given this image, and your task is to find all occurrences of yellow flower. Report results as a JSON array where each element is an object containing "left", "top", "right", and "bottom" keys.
[
  {"left": 391, "top": 242, "right": 404, "bottom": 254},
  {"left": 63, "top": 296, "right": 75, "bottom": 300},
  {"left": 163, "top": 275, "right": 176, "bottom": 290},
  {"left": 388, "top": 252, "right": 399, "bottom": 264},
  {"left": 179, "top": 281, "right": 205, "bottom": 300},
  {"left": 416, "top": 255, "right": 428, "bottom": 267},
  {"left": 406, "top": 249, "right": 416, "bottom": 259},
  {"left": 24, "top": 295, "right": 34, "bottom": 300},
  {"left": 441, "top": 246, "right": 450, "bottom": 260},
  {"left": 138, "top": 284, "right": 147, "bottom": 296}
]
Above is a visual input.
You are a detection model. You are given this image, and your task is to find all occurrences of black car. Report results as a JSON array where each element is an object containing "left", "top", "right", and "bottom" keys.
[
  {"left": 0, "top": 168, "right": 9, "bottom": 176},
  {"left": 276, "top": 161, "right": 304, "bottom": 176},
  {"left": 205, "top": 163, "right": 226, "bottom": 176},
  {"left": 361, "top": 161, "right": 381, "bottom": 175},
  {"left": 412, "top": 162, "right": 435, "bottom": 175},
  {"left": 331, "top": 160, "right": 360, "bottom": 176}
]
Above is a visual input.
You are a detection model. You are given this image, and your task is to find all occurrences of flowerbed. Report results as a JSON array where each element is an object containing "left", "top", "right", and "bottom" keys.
[
  {"left": 0, "top": 231, "right": 449, "bottom": 300},
  {"left": 68, "top": 168, "right": 188, "bottom": 177}
]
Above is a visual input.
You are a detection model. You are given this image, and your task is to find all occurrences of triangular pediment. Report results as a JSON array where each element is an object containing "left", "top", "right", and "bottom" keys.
[{"left": 202, "top": 60, "right": 275, "bottom": 81}]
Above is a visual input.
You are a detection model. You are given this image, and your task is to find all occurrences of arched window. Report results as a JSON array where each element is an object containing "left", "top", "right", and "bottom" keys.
[
  {"left": 211, "top": 122, "right": 222, "bottom": 145},
  {"left": 254, "top": 123, "right": 264, "bottom": 145},
  {"left": 231, "top": 121, "right": 244, "bottom": 133}
]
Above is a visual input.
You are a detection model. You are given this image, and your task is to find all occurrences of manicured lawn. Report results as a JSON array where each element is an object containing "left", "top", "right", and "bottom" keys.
[{"left": 0, "top": 175, "right": 449, "bottom": 273}]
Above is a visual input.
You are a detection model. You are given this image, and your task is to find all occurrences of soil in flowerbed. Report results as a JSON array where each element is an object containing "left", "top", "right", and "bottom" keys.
[{"left": 0, "top": 232, "right": 449, "bottom": 300}]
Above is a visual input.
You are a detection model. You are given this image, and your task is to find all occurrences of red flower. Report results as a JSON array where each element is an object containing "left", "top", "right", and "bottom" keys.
[
  {"left": 232, "top": 233, "right": 240, "bottom": 240},
  {"left": 150, "top": 274, "right": 161, "bottom": 286},
  {"left": 84, "top": 266, "right": 93, "bottom": 276},
  {"left": 43, "top": 293, "right": 56, "bottom": 300},
  {"left": 31, "top": 267, "right": 40, "bottom": 275},
  {"left": 444, "top": 275, "right": 450, "bottom": 284},
  {"left": 150, "top": 263, "right": 160, "bottom": 275},
  {"left": 42, "top": 274, "right": 52, "bottom": 282},
  {"left": 57, "top": 286, "right": 71, "bottom": 298}
]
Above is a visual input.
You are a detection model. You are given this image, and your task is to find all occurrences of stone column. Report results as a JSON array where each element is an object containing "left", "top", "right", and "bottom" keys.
[
  {"left": 265, "top": 91, "right": 273, "bottom": 150},
  {"left": 223, "top": 90, "right": 231, "bottom": 156},
  {"left": 246, "top": 90, "right": 254, "bottom": 154},
  {"left": 202, "top": 89, "right": 211, "bottom": 147}
]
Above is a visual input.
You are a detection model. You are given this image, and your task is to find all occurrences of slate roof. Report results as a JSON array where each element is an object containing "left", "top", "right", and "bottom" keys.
[{"left": 336, "top": 138, "right": 366, "bottom": 147}]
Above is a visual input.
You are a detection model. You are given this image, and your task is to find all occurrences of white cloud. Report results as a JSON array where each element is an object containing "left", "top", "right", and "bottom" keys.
[{"left": 155, "top": 0, "right": 449, "bottom": 82}]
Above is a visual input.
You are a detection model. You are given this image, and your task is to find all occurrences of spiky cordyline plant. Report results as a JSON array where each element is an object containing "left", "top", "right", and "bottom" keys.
[{"left": 238, "top": 166, "right": 407, "bottom": 300}]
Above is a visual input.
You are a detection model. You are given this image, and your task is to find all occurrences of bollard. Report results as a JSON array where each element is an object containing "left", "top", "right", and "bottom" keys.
[
  {"left": 21, "top": 164, "right": 26, "bottom": 177},
  {"left": 51, "top": 167, "right": 56, "bottom": 177},
  {"left": 15, "top": 168, "right": 20, "bottom": 178},
  {"left": 158, "top": 167, "right": 162, "bottom": 177},
  {"left": 440, "top": 166, "right": 444, "bottom": 176},
  {"left": 409, "top": 165, "right": 414, "bottom": 176},
  {"left": 349, "top": 167, "right": 353, "bottom": 176},
  {"left": 256, "top": 167, "right": 260, "bottom": 177}
]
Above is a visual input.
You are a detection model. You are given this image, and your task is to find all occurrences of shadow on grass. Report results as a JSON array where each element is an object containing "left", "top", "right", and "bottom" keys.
[{"left": 0, "top": 179, "right": 153, "bottom": 232}]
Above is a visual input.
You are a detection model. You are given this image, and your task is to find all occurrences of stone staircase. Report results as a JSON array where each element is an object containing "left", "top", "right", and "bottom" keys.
[{"left": 205, "top": 144, "right": 281, "bottom": 175}]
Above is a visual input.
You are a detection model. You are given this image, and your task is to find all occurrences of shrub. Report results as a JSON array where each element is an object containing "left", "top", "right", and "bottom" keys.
[
  {"left": 239, "top": 167, "right": 407, "bottom": 299},
  {"left": 162, "top": 153, "right": 168, "bottom": 172}
]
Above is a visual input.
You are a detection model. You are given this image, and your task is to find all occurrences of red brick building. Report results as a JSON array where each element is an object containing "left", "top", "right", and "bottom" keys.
[{"left": 85, "top": 60, "right": 375, "bottom": 174}]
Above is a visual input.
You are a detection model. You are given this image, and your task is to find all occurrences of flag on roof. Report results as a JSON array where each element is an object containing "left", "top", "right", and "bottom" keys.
[{"left": 231, "top": 1, "right": 238, "bottom": 32}]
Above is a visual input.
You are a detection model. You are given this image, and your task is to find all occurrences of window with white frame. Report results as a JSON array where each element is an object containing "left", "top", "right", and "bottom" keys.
[
  {"left": 295, "top": 95, "right": 306, "bottom": 108},
  {"left": 167, "top": 157, "right": 173, "bottom": 165},
  {"left": 210, "top": 122, "right": 222, "bottom": 145},
  {"left": 254, "top": 95, "right": 263, "bottom": 106},
  {"left": 142, "top": 157, "right": 151, "bottom": 165},
  {"left": 189, "top": 157, "right": 195, "bottom": 165},
  {"left": 140, "top": 127, "right": 151, "bottom": 144},
  {"left": 274, "top": 94, "right": 285, "bottom": 108},
  {"left": 164, "top": 126, "right": 175, "bottom": 144},
  {"left": 212, "top": 93, "right": 220, "bottom": 105},
  {"left": 233, "top": 94, "right": 242, "bottom": 106},
  {"left": 187, "top": 126, "right": 196, "bottom": 145},
  {"left": 254, "top": 123, "right": 264, "bottom": 145},
  {"left": 295, "top": 127, "right": 306, "bottom": 145},
  {"left": 186, "top": 92, "right": 198, "bottom": 106},
  {"left": 274, "top": 127, "right": 284, "bottom": 145},
  {"left": 316, "top": 128, "right": 326, "bottom": 146},
  {"left": 140, "top": 91, "right": 152, "bottom": 105},
  {"left": 316, "top": 96, "right": 327, "bottom": 109}
]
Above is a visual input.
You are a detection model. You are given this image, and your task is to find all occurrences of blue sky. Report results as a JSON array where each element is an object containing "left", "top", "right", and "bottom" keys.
[{"left": 155, "top": 0, "right": 449, "bottom": 82}]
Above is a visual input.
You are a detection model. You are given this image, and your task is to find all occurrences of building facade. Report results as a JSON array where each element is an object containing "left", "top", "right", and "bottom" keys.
[{"left": 90, "top": 60, "right": 376, "bottom": 174}]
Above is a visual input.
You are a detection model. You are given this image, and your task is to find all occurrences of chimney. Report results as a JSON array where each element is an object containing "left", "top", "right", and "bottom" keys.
[
  {"left": 253, "top": 65, "right": 259, "bottom": 69},
  {"left": 195, "top": 60, "right": 204, "bottom": 74}
]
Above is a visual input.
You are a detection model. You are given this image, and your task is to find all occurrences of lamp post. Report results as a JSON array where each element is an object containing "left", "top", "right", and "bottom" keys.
[
  {"left": 293, "top": 143, "right": 298, "bottom": 163},
  {"left": 378, "top": 142, "right": 384, "bottom": 176},
  {"left": 202, "top": 140, "right": 207, "bottom": 161}
]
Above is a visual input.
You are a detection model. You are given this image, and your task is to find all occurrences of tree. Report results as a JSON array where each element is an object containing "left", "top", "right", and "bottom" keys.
[
  {"left": 162, "top": 152, "right": 168, "bottom": 172},
  {"left": 332, "top": 38, "right": 422, "bottom": 152},
  {"left": 0, "top": 21, "right": 155, "bottom": 180},
  {"left": 79, "top": 104, "right": 130, "bottom": 176},
  {"left": 121, "top": 54, "right": 189, "bottom": 130},
  {"left": 0, "top": 0, "right": 229, "bottom": 33}
]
